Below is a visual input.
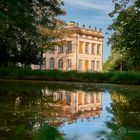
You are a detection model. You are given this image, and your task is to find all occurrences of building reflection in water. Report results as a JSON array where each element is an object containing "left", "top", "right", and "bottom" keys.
[{"left": 43, "top": 89, "right": 102, "bottom": 126}]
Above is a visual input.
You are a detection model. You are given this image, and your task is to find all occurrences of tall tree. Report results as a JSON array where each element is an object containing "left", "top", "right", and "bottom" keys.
[
  {"left": 0, "top": 0, "right": 65, "bottom": 67},
  {"left": 108, "top": 0, "right": 140, "bottom": 71}
]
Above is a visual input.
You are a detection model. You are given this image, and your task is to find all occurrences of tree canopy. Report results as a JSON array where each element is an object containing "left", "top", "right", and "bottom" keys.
[
  {"left": 106, "top": 0, "right": 140, "bottom": 71},
  {"left": 0, "top": 0, "right": 65, "bottom": 67}
]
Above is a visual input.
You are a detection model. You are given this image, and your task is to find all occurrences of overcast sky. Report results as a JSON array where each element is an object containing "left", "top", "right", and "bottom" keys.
[{"left": 61, "top": 0, "right": 114, "bottom": 62}]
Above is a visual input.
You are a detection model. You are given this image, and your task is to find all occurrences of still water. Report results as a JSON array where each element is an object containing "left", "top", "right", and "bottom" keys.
[{"left": 0, "top": 80, "right": 140, "bottom": 140}]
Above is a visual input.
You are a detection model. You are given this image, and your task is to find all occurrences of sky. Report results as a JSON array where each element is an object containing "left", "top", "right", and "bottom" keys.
[{"left": 61, "top": 0, "right": 114, "bottom": 62}]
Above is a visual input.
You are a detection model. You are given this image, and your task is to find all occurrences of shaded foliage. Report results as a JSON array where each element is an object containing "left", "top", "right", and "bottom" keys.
[
  {"left": 0, "top": 0, "right": 65, "bottom": 67},
  {"left": 107, "top": 0, "right": 140, "bottom": 71},
  {"left": 106, "top": 90, "right": 140, "bottom": 140},
  {"left": 0, "top": 80, "right": 140, "bottom": 140},
  {"left": 0, "top": 67, "right": 140, "bottom": 85},
  {"left": 0, "top": 81, "right": 64, "bottom": 140},
  {"left": 103, "top": 50, "right": 131, "bottom": 71}
]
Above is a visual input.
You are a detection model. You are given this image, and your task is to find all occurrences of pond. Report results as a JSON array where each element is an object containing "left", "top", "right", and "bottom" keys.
[{"left": 0, "top": 80, "right": 140, "bottom": 140}]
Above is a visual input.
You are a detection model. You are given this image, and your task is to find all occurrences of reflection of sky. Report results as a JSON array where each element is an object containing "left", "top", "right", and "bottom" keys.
[{"left": 59, "top": 91, "right": 112, "bottom": 140}]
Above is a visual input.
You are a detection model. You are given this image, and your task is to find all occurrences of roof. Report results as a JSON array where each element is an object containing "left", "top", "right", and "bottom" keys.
[{"left": 67, "top": 27, "right": 103, "bottom": 38}]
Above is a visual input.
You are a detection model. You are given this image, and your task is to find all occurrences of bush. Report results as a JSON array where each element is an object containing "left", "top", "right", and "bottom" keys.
[{"left": 0, "top": 67, "right": 140, "bottom": 85}]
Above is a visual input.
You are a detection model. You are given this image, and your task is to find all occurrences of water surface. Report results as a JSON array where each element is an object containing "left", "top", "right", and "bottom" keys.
[{"left": 0, "top": 80, "right": 140, "bottom": 140}]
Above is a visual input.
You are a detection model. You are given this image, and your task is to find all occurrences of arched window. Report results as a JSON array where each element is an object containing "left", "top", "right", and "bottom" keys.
[
  {"left": 58, "top": 59, "right": 63, "bottom": 70},
  {"left": 49, "top": 57, "right": 54, "bottom": 69},
  {"left": 67, "top": 59, "right": 72, "bottom": 70}
]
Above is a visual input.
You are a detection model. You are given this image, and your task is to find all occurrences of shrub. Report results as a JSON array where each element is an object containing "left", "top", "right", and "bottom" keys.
[{"left": 0, "top": 67, "right": 140, "bottom": 85}]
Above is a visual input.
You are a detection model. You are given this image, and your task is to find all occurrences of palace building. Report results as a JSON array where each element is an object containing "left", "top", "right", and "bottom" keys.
[
  {"left": 32, "top": 21, "right": 103, "bottom": 72},
  {"left": 42, "top": 89, "right": 102, "bottom": 126}
]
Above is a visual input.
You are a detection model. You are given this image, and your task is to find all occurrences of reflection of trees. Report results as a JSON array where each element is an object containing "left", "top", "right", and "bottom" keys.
[
  {"left": 0, "top": 84, "right": 64, "bottom": 140},
  {"left": 0, "top": 81, "right": 103, "bottom": 140},
  {"left": 38, "top": 89, "right": 64, "bottom": 127},
  {"left": 106, "top": 91, "right": 140, "bottom": 140},
  {"left": 35, "top": 123, "right": 64, "bottom": 140}
]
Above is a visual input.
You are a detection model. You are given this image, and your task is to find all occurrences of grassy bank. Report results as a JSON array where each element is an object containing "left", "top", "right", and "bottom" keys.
[{"left": 0, "top": 67, "right": 140, "bottom": 85}]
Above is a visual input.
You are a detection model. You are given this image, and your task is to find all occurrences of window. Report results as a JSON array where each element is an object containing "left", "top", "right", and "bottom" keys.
[
  {"left": 78, "top": 59, "right": 83, "bottom": 70},
  {"left": 84, "top": 94, "right": 88, "bottom": 104},
  {"left": 96, "top": 93, "right": 100, "bottom": 103},
  {"left": 97, "top": 61, "right": 100, "bottom": 70},
  {"left": 79, "top": 41, "right": 83, "bottom": 53},
  {"left": 67, "top": 59, "right": 72, "bottom": 70},
  {"left": 58, "top": 46, "right": 63, "bottom": 53},
  {"left": 58, "top": 59, "right": 63, "bottom": 70},
  {"left": 78, "top": 94, "right": 83, "bottom": 105},
  {"left": 91, "top": 94, "right": 95, "bottom": 103},
  {"left": 49, "top": 57, "right": 54, "bottom": 69},
  {"left": 34, "top": 65, "right": 39, "bottom": 69},
  {"left": 91, "top": 43, "right": 95, "bottom": 54},
  {"left": 67, "top": 41, "right": 72, "bottom": 53},
  {"left": 97, "top": 44, "right": 100, "bottom": 55},
  {"left": 91, "top": 60, "right": 95, "bottom": 70},
  {"left": 85, "top": 42, "right": 89, "bottom": 54},
  {"left": 58, "top": 93, "right": 63, "bottom": 101},
  {"left": 85, "top": 60, "right": 89, "bottom": 71},
  {"left": 66, "top": 94, "right": 71, "bottom": 105},
  {"left": 41, "top": 59, "right": 46, "bottom": 69},
  {"left": 49, "top": 47, "right": 55, "bottom": 54}
]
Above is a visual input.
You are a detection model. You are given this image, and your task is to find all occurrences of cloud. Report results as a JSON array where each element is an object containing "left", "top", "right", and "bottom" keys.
[{"left": 64, "top": 0, "right": 113, "bottom": 12}]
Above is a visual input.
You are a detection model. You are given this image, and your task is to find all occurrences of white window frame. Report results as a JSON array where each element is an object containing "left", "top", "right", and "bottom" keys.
[
  {"left": 58, "top": 46, "right": 64, "bottom": 53},
  {"left": 97, "top": 45, "right": 100, "bottom": 55},
  {"left": 91, "top": 60, "right": 95, "bottom": 71},
  {"left": 97, "top": 61, "right": 100, "bottom": 70},
  {"left": 78, "top": 59, "right": 83, "bottom": 70},
  {"left": 58, "top": 59, "right": 63, "bottom": 70},
  {"left": 91, "top": 44, "right": 95, "bottom": 55},
  {"left": 67, "top": 59, "right": 72, "bottom": 70},
  {"left": 85, "top": 43, "right": 89, "bottom": 54},
  {"left": 49, "top": 57, "right": 54, "bottom": 69}
]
